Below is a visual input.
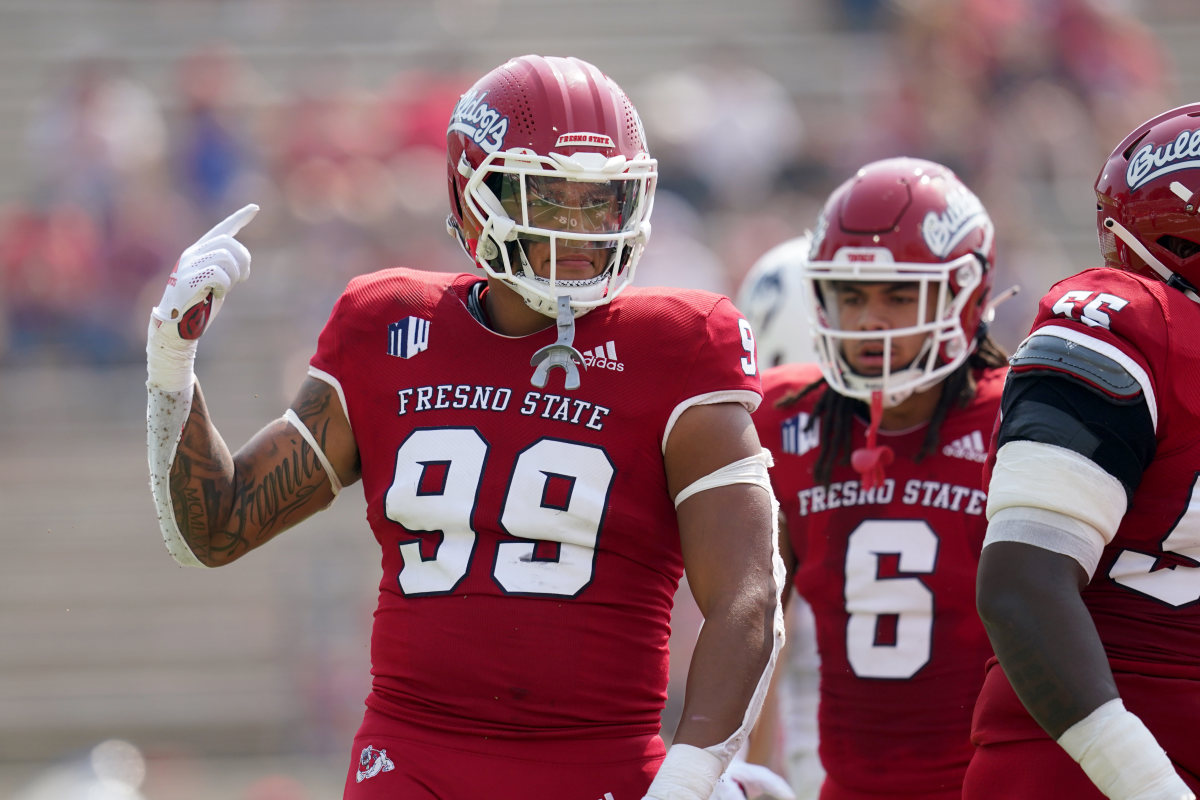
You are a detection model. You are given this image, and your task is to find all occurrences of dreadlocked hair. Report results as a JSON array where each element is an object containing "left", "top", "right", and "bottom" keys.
[{"left": 778, "top": 334, "right": 1009, "bottom": 486}]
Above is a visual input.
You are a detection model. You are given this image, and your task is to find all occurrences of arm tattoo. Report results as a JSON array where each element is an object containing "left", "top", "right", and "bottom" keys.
[
  {"left": 219, "top": 434, "right": 324, "bottom": 559},
  {"left": 169, "top": 384, "right": 336, "bottom": 564},
  {"left": 294, "top": 378, "right": 332, "bottom": 420}
]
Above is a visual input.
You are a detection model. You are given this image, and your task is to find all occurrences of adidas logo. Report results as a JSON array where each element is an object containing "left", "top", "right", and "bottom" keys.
[
  {"left": 942, "top": 430, "right": 988, "bottom": 462},
  {"left": 582, "top": 340, "right": 624, "bottom": 372}
]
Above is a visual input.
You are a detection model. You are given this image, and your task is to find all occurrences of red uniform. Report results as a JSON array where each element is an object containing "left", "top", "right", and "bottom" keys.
[
  {"left": 308, "top": 268, "right": 760, "bottom": 800},
  {"left": 755, "top": 362, "right": 1003, "bottom": 799},
  {"left": 967, "top": 268, "right": 1200, "bottom": 796}
]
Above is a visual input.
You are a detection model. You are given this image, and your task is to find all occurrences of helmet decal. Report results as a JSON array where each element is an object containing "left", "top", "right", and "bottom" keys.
[
  {"left": 555, "top": 132, "right": 615, "bottom": 148},
  {"left": 448, "top": 89, "right": 509, "bottom": 154},
  {"left": 1125, "top": 128, "right": 1200, "bottom": 191},
  {"left": 922, "top": 185, "right": 988, "bottom": 259}
]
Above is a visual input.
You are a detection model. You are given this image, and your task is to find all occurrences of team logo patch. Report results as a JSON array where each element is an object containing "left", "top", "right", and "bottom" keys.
[
  {"left": 388, "top": 316, "right": 430, "bottom": 359},
  {"left": 781, "top": 412, "right": 819, "bottom": 457},
  {"left": 448, "top": 89, "right": 509, "bottom": 154},
  {"left": 1126, "top": 128, "right": 1200, "bottom": 190},
  {"left": 355, "top": 745, "right": 394, "bottom": 783},
  {"left": 922, "top": 185, "right": 989, "bottom": 259}
]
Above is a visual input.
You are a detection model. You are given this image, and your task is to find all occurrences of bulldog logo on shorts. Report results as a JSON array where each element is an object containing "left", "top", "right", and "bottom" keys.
[{"left": 355, "top": 745, "right": 395, "bottom": 783}]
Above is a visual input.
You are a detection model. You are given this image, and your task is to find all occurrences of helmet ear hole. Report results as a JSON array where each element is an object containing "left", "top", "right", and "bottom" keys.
[
  {"left": 1121, "top": 130, "right": 1151, "bottom": 161},
  {"left": 1158, "top": 235, "right": 1200, "bottom": 260}
]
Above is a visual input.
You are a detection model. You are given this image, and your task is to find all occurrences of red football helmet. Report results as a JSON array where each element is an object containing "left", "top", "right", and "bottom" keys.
[
  {"left": 1095, "top": 103, "right": 1200, "bottom": 300},
  {"left": 801, "top": 157, "right": 996, "bottom": 406},
  {"left": 445, "top": 54, "right": 657, "bottom": 318}
]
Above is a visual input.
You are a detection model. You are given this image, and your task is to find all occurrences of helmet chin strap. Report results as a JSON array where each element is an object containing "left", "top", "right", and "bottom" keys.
[{"left": 530, "top": 295, "right": 586, "bottom": 390}]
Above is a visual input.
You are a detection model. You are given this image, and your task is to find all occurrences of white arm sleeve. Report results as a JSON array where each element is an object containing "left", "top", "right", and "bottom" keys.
[
  {"left": 693, "top": 450, "right": 787, "bottom": 763},
  {"left": 146, "top": 381, "right": 207, "bottom": 568},
  {"left": 645, "top": 450, "right": 787, "bottom": 799},
  {"left": 985, "top": 507, "right": 1108, "bottom": 579},
  {"left": 704, "top": 476, "right": 787, "bottom": 766},
  {"left": 985, "top": 440, "right": 1127, "bottom": 576},
  {"left": 673, "top": 449, "right": 774, "bottom": 508}
]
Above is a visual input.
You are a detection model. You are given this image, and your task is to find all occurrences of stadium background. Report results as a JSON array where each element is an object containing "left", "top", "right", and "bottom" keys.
[{"left": 0, "top": 0, "right": 1195, "bottom": 797}]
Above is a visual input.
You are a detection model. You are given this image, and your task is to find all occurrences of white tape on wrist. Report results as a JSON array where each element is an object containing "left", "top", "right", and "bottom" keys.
[
  {"left": 642, "top": 744, "right": 726, "bottom": 800},
  {"left": 1057, "top": 699, "right": 1194, "bottom": 800},
  {"left": 146, "top": 319, "right": 199, "bottom": 393},
  {"left": 146, "top": 383, "right": 207, "bottom": 568}
]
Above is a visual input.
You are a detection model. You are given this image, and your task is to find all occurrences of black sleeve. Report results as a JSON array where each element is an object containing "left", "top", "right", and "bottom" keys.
[{"left": 997, "top": 371, "right": 1155, "bottom": 504}]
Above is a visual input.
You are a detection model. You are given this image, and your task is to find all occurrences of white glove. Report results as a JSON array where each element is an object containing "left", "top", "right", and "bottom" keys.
[
  {"left": 711, "top": 761, "right": 796, "bottom": 800},
  {"left": 146, "top": 204, "right": 258, "bottom": 391}
]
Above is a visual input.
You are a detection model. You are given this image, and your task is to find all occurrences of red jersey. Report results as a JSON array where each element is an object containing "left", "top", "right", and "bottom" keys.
[
  {"left": 972, "top": 268, "right": 1200, "bottom": 778},
  {"left": 755, "top": 362, "right": 1004, "bottom": 798},
  {"left": 309, "top": 268, "right": 761, "bottom": 742}
]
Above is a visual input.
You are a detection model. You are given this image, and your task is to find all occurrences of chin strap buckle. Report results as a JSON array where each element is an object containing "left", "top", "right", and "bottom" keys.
[{"left": 530, "top": 295, "right": 586, "bottom": 390}]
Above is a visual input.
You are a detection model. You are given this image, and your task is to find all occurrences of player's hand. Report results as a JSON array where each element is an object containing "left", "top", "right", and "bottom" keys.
[
  {"left": 710, "top": 761, "right": 796, "bottom": 800},
  {"left": 147, "top": 204, "right": 258, "bottom": 392},
  {"left": 150, "top": 203, "right": 258, "bottom": 341}
]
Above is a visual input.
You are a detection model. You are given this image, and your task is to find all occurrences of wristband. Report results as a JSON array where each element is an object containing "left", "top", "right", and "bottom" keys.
[
  {"left": 146, "top": 318, "right": 199, "bottom": 393},
  {"left": 1057, "top": 699, "right": 1194, "bottom": 800},
  {"left": 642, "top": 744, "right": 725, "bottom": 800}
]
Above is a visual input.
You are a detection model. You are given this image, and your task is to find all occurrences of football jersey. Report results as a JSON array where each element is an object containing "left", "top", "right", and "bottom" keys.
[
  {"left": 755, "top": 362, "right": 1004, "bottom": 797},
  {"left": 972, "top": 268, "right": 1200, "bottom": 776},
  {"left": 309, "top": 268, "right": 761, "bottom": 741}
]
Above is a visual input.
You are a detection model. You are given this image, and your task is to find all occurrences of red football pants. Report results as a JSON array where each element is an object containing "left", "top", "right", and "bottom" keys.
[{"left": 342, "top": 707, "right": 665, "bottom": 800}]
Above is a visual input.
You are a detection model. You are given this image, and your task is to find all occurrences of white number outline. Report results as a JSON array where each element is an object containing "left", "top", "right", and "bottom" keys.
[
  {"left": 1050, "top": 290, "right": 1129, "bottom": 330},
  {"left": 844, "top": 519, "right": 939, "bottom": 679},
  {"left": 738, "top": 317, "right": 757, "bottom": 376},
  {"left": 384, "top": 427, "right": 616, "bottom": 598},
  {"left": 1109, "top": 472, "right": 1200, "bottom": 607}
]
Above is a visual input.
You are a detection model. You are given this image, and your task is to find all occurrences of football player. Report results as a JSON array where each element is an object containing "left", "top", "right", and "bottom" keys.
[
  {"left": 736, "top": 236, "right": 824, "bottom": 800},
  {"left": 145, "top": 54, "right": 784, "bottom": 800},
  {"left": 966, "top": 106, "right": 1200, "bottom": 800},
  {"left": 751, "top": 157, "right": 1011, "bottom": 799}
]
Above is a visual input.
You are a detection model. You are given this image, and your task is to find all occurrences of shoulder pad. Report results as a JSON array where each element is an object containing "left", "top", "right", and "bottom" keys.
[{"left": 1009, "top": 333, "right": 1141, "bottom": 400}]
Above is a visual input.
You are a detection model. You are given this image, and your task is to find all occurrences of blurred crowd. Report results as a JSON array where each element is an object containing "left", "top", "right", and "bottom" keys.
[
  {"left": 0, "top": 0, "right": 1180, "bottom": 369},
  {"left": 0, "top": 0, "right": 1190, "bottom": 798}
]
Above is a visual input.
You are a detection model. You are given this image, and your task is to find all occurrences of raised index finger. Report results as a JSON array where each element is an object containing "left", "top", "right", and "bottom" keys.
[{"left": 200, "top": 203, "right": 260, "bottom": 241}]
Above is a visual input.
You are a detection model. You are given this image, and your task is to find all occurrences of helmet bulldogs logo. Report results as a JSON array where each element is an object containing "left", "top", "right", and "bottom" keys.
[
  {"left": 448, "top": 89, "right": 509, "bottom": 153},
  {"left": 1126, "top": 127, "right": 1200, "bottom": 190},
  {"left": 922, "top": 185, "right": 988, "bottom": 259},
  {"left": 355, "top": 745, "right": 394, "bottom": 783},
  {"left": 582, "top": 340, "right": 624, "bottom": 371}
]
